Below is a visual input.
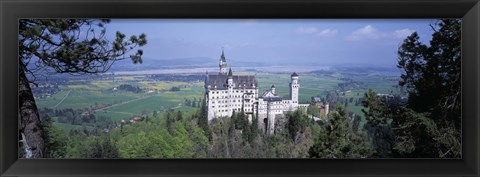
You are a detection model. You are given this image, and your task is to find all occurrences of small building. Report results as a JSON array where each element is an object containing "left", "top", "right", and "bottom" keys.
[
  {"left": 311, "top": 96, "right": 329, "bottom": 116},
  {"left": 81, "top": 111, "right": 90, "bottom": 116},
  {"left": 131, "top": 117, "right": 142, "bottom": 121}
]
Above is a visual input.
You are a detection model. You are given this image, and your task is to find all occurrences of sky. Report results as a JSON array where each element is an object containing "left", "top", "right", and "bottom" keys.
[{"left": 106, "top": 19, "right": 438, "bottom": 67}]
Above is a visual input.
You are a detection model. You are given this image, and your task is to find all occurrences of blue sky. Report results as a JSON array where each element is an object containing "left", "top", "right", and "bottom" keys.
[{"left": 107, "top": 19, "right": 438, "bottom": 67}]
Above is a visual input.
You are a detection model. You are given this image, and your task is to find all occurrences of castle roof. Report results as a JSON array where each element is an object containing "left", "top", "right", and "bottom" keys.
[
  {"left": 220, "top": 49, "right": 226, "bottom": 62},
  {"left": 260, "top": 89, "right": 283, "bottom": 102},
  {"left": 291, "top": 72, "right": 299, "bottom": 77},
  {"left": 206, "top": 74, "right": 257, "bottom": 90},
  {"left": 261, "top": 97, "right": 283, "bottom": 102}
]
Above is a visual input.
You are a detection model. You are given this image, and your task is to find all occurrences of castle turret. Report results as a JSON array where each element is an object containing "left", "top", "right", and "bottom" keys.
[
  {"left": 219, "top": 49, "right": 228, "bottom": 75},
  {"left": 227, "top": 67, "right": 234, "bottom": 115},
  {"left": 271, "top": 84, "right": 276, "bottom": 95},
  {"left": 290, "top": 72, "right": 299, "bottom": 105}
]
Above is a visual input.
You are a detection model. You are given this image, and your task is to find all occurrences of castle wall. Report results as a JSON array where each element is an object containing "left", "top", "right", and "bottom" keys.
[{"left": 206, "top": 88, "right": 258, "bottom": 120}]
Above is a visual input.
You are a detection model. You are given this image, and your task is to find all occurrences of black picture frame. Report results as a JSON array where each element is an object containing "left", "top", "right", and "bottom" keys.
[{"left": 1, "top": 0, "right": 479, "bottom": 176}]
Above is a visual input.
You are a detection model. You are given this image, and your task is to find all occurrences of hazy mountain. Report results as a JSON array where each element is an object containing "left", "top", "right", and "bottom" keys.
[{"left": 110, "top": 57, "right": 267, "bottom": 71}]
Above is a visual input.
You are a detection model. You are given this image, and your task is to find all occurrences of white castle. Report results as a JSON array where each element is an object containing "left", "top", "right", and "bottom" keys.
[{"left": 204, "top": 50, "right": 306, "bottom": 135}]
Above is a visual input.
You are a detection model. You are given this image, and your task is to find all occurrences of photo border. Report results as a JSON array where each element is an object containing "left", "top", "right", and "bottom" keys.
[{"left": 1, "top": 0, "right": 479, "bottom": 176}]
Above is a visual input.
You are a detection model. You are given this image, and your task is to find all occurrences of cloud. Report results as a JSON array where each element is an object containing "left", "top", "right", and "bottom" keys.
[
  {"left": 317, "top": 29, "right": 338, "bottom": 37},
  {"left": 296, "top": 27, "right": 338, "bottom": 37},
  {"left": 394, "top": 28, "right": 416, "bottom": 39},
  {"left": 346, "top": 25, "right": 416, "bottom": 41},
  {"left": 346, "top": 25, "right": 386, "bottom": 41}
]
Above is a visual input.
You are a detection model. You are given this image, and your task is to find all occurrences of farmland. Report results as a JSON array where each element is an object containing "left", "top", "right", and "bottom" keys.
[{"left": 34, "top": 68, "right": 400, "bottom": 132}]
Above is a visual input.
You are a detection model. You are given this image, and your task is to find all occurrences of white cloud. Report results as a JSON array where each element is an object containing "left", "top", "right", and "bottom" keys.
[
  {"left": 296, "top": 27, "right": 338, "bottom": 37},
  {"left": 394, "top": 28, "right": 416, "bottom": 39},
  {"left": 317, "top": 29, "right": 338, "bottom": 37},
  {"left": 346, "top": 25, "right": 416, "bottom": 41},
  {"left": 346, "top": 25, "right": 386, "bottom": 41}
]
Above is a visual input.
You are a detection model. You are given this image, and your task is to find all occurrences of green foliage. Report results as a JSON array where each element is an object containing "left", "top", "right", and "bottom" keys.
[
  {"left": 286, "top": 109, "right": 310, "bottom": 141},
  {"left": 306, "top": 105, "right": 320, "bottom": 118},
  {"left": 19, "top": 19, "right": 147, "bottom": 76},
  {"left": 116, "top": 117, "right": 203, "bottom": 158},
  {"left": 65, "top": 133, "right": 119, "bottom": 158},
  {"left": 362, "top": 89, "right": 389, "bottom": 126},
  {"left": 198, "top": 100, "right": 212, "bottom": 141},
  {"left": 362, "top": 90, "right": 461, "bottom": 158},
  {"left": 176, "top": 110, "right": 183, "bottom": 121},
  {"left": 397, "top": 19, "right": 461, "bottom": 129},
  {"left": 358, "top": 19, "right": 461, "bottom": 158},
  {"left": 42, "top": 115, "right": 69, "bottom": 158},
  {"left": 166, "top": 111, "right": 174, "bottom": 134},
  {"left": 249, "top": 115, "right": 259, "bottom": 143},
  {"left": 309, "top": 106, "right": 374, "bottom": 158}
]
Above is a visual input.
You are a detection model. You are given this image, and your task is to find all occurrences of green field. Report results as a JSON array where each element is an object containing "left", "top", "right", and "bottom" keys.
[{"left": 35, "top": 71, "right": 398, "bottom": 130}]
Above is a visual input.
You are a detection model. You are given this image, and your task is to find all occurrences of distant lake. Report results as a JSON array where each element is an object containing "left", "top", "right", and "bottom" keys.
[{"left": 114, "top": 66, "right": 331, "bottom": 75}]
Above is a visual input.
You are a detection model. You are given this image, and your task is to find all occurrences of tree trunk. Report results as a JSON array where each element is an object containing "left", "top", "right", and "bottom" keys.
[{"left": 19, "top": 63, "right": 45, "bottom": 158}]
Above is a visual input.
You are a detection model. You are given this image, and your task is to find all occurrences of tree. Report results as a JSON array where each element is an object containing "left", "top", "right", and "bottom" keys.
[
  {"left": 166, "top": 111, "right": 174, "bottom": 134},
  {"left": 99, "top": 135, "right": 119, "bottom": 158},
  {"left": 176, "top": 110, "right": 183, "bottom": 121},
  {"left": 309, "top": 106, "right": 374, "bottom": 158},
  {"left": 249, "top": 114, "right": 259, "bottom": 143},
  {"left": 198, "top": 99, "right": 212, "bottom": 141},
  {"left": 395, "top": 19, "right": 461, "bottom": 157},
  {"left": 286, "top": 109, "right": 310, "bottom": 142},
  {"left": 19, "top": 19, "right": 147, "bottom": 158},
  {"left": 306, "top": 105, "right": 320, "bottom": 118},
  {"left": 41, "top": 115, "right": 68, "bottom": 158}
]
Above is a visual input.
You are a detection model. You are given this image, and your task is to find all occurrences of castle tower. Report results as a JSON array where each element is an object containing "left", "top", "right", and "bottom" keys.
[
  {"left": 290, "top": 72, "right": 299, "bottom": 105},
  {"left": 271, "top": 85, "right": 276, "bottom": 95},
  {"left": 219, "top": 49, "right": 228, "bottom": 75},
  {"left": 324, "top": 103, "right": 330, "bottom": 115},
  {"left": 266, "top": 102, "right": 275, "bottom": 136},
  {"left": 227, "top": 68, "right": 234, "bottom": 114}
]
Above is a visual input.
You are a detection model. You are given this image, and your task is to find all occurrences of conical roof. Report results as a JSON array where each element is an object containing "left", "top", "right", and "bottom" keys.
[
  {"left": 220, "top": 49, "right": 226, "bottom": 62},
  {"left": 228, "top": 67, "right": 233, "bottom": 77}
]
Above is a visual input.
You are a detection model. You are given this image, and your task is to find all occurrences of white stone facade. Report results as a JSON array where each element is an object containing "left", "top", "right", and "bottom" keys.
[{"left": 204, "top": 50, "right": 301, "bottom": 135}]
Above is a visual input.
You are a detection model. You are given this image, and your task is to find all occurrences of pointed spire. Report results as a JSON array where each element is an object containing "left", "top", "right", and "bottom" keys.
[
  {"left": 220, "top": 47, "right": 226, "bottom": 62},
  {"left": 228, "top": 67, "right": 233, "bottom": 77}
]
